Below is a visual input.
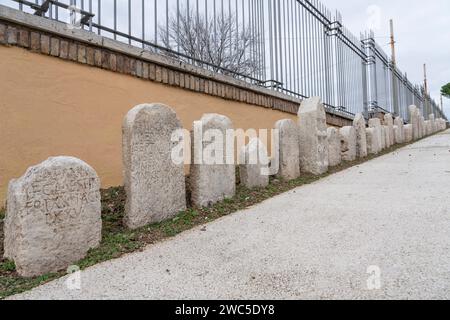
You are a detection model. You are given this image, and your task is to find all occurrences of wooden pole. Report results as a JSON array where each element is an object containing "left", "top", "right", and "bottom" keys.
[
  {"left": 390, "top": 19, "right": 399, "bottom": 115},
  {"left": 390, "top": 19, "right": 396, "bottom": 67},
  {"left": 423, "top": 64, "right": 429, "bottom": 116}
]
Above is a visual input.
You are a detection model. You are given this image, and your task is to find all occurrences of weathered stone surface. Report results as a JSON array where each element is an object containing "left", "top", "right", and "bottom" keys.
[
  {"left": 30, "top": 31, "right": 40, "bottom": 51},
  {"left": 404, "top": 124, "right": 413, "bottom": 143},
  {"left": 3, "top": 157, "right": 101, "bottom": 277},
  {"left": 368, "top": 118, "right": 383, "bottom": 153},
  {"left": 155, "top": 65, "right": 162, "bottom": 82},
  {"left": 436, "top": 119, "right": 441, "bottom": 132},
  {"left": 68, "top": 42, "right": 78, "bottom": 61},
  {"left": 6, "top": 26, "right": 17, "bottom": 45},
  {"left": 190, "top": 114, "right": 235, "bottom": 207},
  {"left": 40, "top": 34, "right": 50, "bottom": 55},
  {"left": 109, "top": 53, "right": 117, "bottom": 71},
  {"left": 383, "top": 126, "right": 389, "bottom": 149},
  {"left": 116, "top": 54, "right": 124, "bottom": 73},
  {"left": 393, "top": 125, "right": 399, "bottom": 143},
  {"left": 438, "top": 118, "right": 447, "bottom": 131},
  {"left": 409, "top": 105, "right": 420, "bottom": 140},
  {"left": 161, "top": 68, "right": 169, "bottom": 83},
  {"left": 94, "top": 49, "right": 102, "bottom": 67},
  {"left": 131, "top": 59, "right": 138, "bottom": 76},
  {"left": 353, "top": 113, "right": 368, "bottom": 158},
  {"left": 0, "top": 23, "right": 6, "bottom": 44},
  {"left": 424, "top": 120, "right": 432, "bottom": 136},
  {"left": 339, "top": 126, "right": 357, "bottom": 162},
  {"left": 86, "top": 46, "right": 95, "bottom": 65},
  {"left": 50, "top": 37, "right": 59, "bottom": 57},
  {"left": 417, "top": 116, "right": 422, "bottom": 138},
  {"left": 379, "top": 125, "right": 386, "bottom": 150},
  {"left": 123, "top": 103, "right": 186, "bottom": 229},
  {"left": 143, "top": 62, "right": 149, "bottom": 79},
  {"left": 327, "top": 127, "right": 341, "bottom": 167},
  {"left": 297, "top": 97, "right": 328, "bottom": 175},
  {"left": 429, "top": 114, "right": 436, "bottom": 134},
  {"left": 394, "top": 125, "right": 405, "bottom": 144},
  {"left": 239, "top": 138, "right": 269, "bottom": 189},
  {"left": 433, "top": 118, "right": 438, "bottom": 133},
  {"left": 435, "top": 119, "right": 441, "bottom": 131},
  {"left": 169, "top": 70, "right": 176, "bottom": 85},
  {"left": 419, "top": 116, "right": 425, "bottom": 138},
  {"left": 18, "top": 29, "right": 29, "bottom": 47},
  {"left": 436, "top": 118, "right": 443, "bottom": 132},
  {"left": 149, "top": 63, "right": 156, "bottom": 80},
  {"left": 383, "top": 114, "right": 394, "bottom": 147},
  {"left": 394, "top": 117, "right": 404, "bottom": 144},
  {"left": 59, "top": 40, "right": 68, "bottom": 59},
  {"left": 77, "top": 45, "right": 87, "bottom": 64},
  {"left": 275, "top": 119, "right": 301, "bottom": 180},
  {"left": 366, "top": 128, "right": 380, "bottom": 155},
  {"left": 422, "top": 116, "right": 426, "bottom": 136},
  {"left": 101, "top": 51, "right": 110, "bottom": 69},
  {"left": 135, "top": 60, "right": 143, "bottom": 78}
]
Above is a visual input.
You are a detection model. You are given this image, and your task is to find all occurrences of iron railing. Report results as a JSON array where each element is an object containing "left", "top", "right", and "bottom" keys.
[{"left": 2, "top": 0, "right": 446, "bottom": 121}]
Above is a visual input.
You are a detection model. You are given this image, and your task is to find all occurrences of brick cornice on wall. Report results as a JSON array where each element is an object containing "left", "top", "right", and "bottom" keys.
[{"left": 0, "top": 5, "right": 353, "bottom": 127}]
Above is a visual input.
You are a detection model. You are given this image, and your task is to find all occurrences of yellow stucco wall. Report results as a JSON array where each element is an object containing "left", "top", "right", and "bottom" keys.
[{"left": 0, "top": 46, "right": 298, "bottom": 204}]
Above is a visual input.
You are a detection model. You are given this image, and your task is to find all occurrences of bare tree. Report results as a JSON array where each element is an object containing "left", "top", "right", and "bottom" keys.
[{"left": 157, "top": 8, "right": 262, "bottom": 79}]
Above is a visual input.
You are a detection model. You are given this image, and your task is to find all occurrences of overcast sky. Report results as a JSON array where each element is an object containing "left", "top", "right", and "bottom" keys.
[{"left": 322, "top": 0, "right": 450, "bottom": 118}]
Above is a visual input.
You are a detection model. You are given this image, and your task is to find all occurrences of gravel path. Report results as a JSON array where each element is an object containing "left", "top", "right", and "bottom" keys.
[{"left": 11, "top": 130, "right": 450, "bottom": 300}]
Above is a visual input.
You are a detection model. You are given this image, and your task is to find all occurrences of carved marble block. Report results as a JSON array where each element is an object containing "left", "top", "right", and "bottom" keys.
[
  {"left": 4, "top": 157, "right": 102, "bottom": 277},
  {"left": 123, "top": 103, "right": 186, "bottom": 229}
]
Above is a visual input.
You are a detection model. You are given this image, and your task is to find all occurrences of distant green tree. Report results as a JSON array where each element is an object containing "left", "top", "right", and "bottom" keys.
[{"left": 442, "top": 83, "right": 450, "bottom": 99}]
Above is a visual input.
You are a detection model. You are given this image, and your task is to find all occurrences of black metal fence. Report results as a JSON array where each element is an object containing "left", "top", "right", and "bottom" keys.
[{"left": 3, "top": 0, "right": 446, "bottom": 121}]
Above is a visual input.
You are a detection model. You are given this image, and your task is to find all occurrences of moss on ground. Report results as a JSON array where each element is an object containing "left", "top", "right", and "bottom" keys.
[{"left": 0, "top": 140, "right": 415, "bottom": 299}]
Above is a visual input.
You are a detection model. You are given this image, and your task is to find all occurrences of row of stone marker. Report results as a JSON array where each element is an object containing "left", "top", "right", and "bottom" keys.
[
  {"left": 3, "top": 99, "right": 447, "bottom": 277},
  {"left": 329, "top": 105, "right": 447, "bottom": 166}
]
